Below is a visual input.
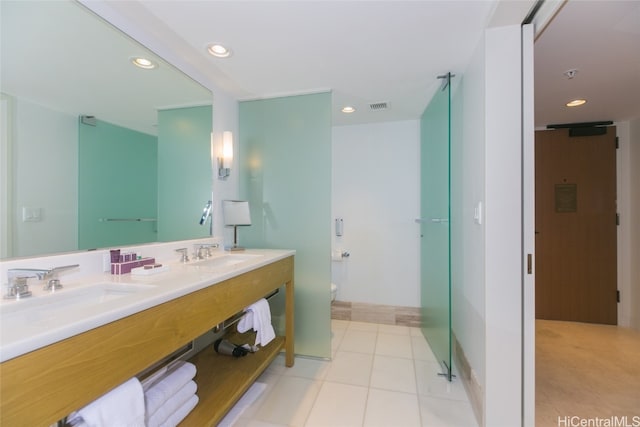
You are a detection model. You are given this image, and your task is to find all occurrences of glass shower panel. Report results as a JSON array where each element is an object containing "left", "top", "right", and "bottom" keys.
[{"left": 420, "top": 74, "right": 452, "bottom": 380}]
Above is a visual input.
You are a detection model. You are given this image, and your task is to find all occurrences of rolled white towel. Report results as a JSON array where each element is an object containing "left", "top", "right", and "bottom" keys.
[
  {"left": 144, "top": 362, "right": 196, "bottom": 415},
  {"left": 68, "top": 377, "right": 145, "bottom": 427},
  {"left": 237, "top": 298, "right": 276, "bottom": 347},
  {"left": 147, "top": 380, "right": 197, "bottom": 427},
  {"left": 159, "top": 394, "right": 199, "bottom": 427}
]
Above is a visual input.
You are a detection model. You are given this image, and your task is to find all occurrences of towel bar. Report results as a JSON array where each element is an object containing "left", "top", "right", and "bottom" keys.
[{"left": 212, "top": 288, "right": 280, "bottom": 333}]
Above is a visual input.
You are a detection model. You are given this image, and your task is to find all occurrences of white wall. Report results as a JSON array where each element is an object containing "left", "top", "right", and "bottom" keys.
[
  {"left": 12, "top": 98, "right": 78, "bottom": 257},
  {"left": 454, "top": 24, "right": 526, "bottom": 426},
  {"left": 332, "top": 120, "right": 420, "bottom": 307}
]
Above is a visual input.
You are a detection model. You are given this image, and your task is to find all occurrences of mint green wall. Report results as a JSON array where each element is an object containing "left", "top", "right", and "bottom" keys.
[
  {"left": 78, "top": 119, "right": 157, "bottom": 249},
  {"left": 157, "top": 106, "right": 212, "bottom": 242},
  {"left": 239, "top": 93, "right": 332, "bottom": 358}
]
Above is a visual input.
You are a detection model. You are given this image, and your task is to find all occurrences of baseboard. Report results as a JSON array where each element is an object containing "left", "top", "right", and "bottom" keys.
[{"left": 453, "top": 332, "right": 483, "bottom": 427}]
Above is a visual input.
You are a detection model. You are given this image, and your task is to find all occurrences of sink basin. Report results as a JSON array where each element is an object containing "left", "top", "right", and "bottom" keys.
[
  {"left": 0, "top": 283, "right": 155, "bottom": 324},
  {"left": 188, "top": 253, "right": 264, "bottom": 270}
]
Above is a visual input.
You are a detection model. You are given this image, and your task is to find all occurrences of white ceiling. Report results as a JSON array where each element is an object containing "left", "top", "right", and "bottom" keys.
[
  {"left": 132, "top": 0, "right": 499, "bottom": 126},
  {"left": 4, "top": 1, "right": 637, "bottom": 133},
  {"left": 534, "top": 0, "right": 640, "bottom": 128}
]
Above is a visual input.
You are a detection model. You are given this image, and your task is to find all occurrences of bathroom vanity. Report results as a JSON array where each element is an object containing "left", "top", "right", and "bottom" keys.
[{"left": 0, "top": 251, "right": 294, "bottom": 426}]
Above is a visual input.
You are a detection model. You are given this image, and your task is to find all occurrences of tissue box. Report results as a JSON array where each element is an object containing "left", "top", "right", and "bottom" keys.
[{"left": 111, "top": 257, "right": 156, "bottom": 275}]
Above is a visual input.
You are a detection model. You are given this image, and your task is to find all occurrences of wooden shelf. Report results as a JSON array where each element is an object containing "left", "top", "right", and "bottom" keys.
[{"left": 181, "top": 332, "right": 285, "bottom": 426}]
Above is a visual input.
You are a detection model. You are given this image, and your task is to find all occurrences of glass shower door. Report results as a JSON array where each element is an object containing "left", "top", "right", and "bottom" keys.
[{"left": 419, "top": 73, "right": 452, "bottom": 380}]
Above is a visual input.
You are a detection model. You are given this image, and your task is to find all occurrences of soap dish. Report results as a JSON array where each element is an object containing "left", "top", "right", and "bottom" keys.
[{"left": 131, "top": 265, "right": 170, "bottom": 276}]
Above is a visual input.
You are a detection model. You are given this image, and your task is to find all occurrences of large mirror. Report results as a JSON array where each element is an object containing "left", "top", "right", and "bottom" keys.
[{"left": 0, "top": 0, "right": 213, "bottom": 260}]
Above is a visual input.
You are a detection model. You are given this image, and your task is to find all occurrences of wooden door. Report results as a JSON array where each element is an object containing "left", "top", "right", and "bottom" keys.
[{"left": 535, "top": 126, "right": 617, "bottom": 324}]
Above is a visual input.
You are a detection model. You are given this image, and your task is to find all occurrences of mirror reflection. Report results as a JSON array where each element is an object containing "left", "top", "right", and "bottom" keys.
[{"left": 0, "top": 0, "right": 213, "bottom": 260}]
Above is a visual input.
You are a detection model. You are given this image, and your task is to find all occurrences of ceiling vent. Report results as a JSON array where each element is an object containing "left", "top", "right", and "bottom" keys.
[{"left": 369, "top": 101, "right": 389, "bottom": 111}]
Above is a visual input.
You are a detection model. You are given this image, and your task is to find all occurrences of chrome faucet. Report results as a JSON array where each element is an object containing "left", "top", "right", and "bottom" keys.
[{"left": 4, "top": 264, "right": 79, "bottom": 299}]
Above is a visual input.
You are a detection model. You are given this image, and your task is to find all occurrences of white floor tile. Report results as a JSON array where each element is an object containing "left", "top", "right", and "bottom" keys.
[
  {"left": 370, "top": 355, "right": 417, "bottom": 394},
  {"left": 305, "top": 381, "right": 368, "bottom": 427},
  {"left": 331, "top": 319, "right": 350, "bottom": 330},
  {"left": 325, "top": 351, "right": 373, "bottom": 387},
  {"left": 338, "top": 329, "right": 377, "bottom": 354},
  {"left": 364, "top": 388, "right": 421, "bottom": 427},
  {"left": 419, "top": 395, "right": 478, "bottom": 427},
  {"left": 253, "top": 376, "right": 321, "bottom": 427},
  {"left": 375, "top": 333, "right": 413, "bottom": 358},
  {"left": 410, "top": 327, "right": 424, "bottom": 337}
]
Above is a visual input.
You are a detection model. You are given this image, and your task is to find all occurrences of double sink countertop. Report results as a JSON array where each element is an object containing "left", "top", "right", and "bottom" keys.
[{"left": 0, "top": 249, "right": 294, "bottom": 363}]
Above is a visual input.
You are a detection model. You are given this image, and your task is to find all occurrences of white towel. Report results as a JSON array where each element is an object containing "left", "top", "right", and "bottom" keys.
[
  {"left": 144, "top": 362, "right": 196, "bottom": 416},
  {"left": 147, "top": 381, "right": 197, "bottom": 427},
  {"left": 68, "top": 377, "right": 145, "bottom": 427},
  {"left": 237, "top": 298, "right": 276, "bottom": 346},
  {"left": 159, "top": 394, "right": 199, "bottom": 427}
]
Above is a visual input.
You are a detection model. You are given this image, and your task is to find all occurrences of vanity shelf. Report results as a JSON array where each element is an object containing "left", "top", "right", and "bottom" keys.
[
  {"left": 182, "top": 331, "right": 284, "bottom": 426},
  {"left": 0, "top": 255, "right": 294, "bottom": 427}
]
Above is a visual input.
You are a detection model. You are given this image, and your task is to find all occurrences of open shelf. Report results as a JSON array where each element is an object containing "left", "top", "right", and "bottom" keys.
[{"left": 181, "top": 332, "right": 285, "bottom": 426}]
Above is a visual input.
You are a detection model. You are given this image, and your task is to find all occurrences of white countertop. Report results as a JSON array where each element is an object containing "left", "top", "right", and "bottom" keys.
[{"left": 0, "top": 249, "right": 294, "bottom": 363}]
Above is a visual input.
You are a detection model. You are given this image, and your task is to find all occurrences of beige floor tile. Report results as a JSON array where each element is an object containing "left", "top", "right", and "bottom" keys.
[
  {"left": 325, "top": 350, "right": 373, "bottom": 387},
  {"left": 414, "top": 360, "right": 467, "bottom": 401},
  {"left": 375, "top": 333, "right": 413, "bottom": 358},
  {"left": 418, "top": 395, "right": 478, "bottom": 427},
  {"left": 378, "top": 324, "right": 411, "bottom": 336},
  {"left": 348, "top": 321, "right": 379, "bottom": 332},
  {"left": 370, "top": 355, "right": 417, "bottom": 394},
  {"left": 338, "top": 329, "right": 377, "bottom": 354},
  {"left": 363, "top": 388, "right": 421, "bottom": 427},
  {"left": 253, "top": 376, "right": 321, "bottom": 427},
  {"left": 331, "top": 319, "right": 350, "bottom": 330},
  {"left": 305, "top": 381, "right": 368, "bottom": 427},
  {"left": 410, "top": 326, "right": 424, "bottom": 337},
  {"left": 280, "top": 356, "right": 330, "bottom": 380},
  {"left": 411, "top": 335, "right": 438, "bottom": 362}
]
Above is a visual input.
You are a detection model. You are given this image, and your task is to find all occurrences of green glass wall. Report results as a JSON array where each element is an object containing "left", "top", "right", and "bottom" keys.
[
  {"left": 78, "top": 119, "right": 157, "bottom": 249},
  {"left": 157, "top": 106, "right": 212, "bottom": 242},
  {"left": 420, "top": 75, "right": 452, "bottom": 380},
  {"left": 239, "top": 92, "right": 332, "bottom": 358}
]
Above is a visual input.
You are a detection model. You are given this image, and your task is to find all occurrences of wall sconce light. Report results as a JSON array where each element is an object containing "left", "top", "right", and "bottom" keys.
[{"left": 218, "top": 131, "right": 233, "bottom": 179}]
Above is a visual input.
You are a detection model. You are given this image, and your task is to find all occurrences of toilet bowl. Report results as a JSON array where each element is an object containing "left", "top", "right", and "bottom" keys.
[{"left": 331, "top": 283, "right": 337, "bottom": 302}]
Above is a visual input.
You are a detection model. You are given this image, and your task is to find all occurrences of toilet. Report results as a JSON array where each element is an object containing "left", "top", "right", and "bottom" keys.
[{"left": 330, "top": 283, "right": 337, "bottom": 302}]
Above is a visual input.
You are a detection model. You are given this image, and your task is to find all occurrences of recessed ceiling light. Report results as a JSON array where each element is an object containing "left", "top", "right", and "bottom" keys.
[
  {"left": 566, "top": 99, "right": 587, "bottom": 107},
  {"left": 207, "top": 43, "right": 232, "bottom": 58},
  {"left": 341, "top": 106, "right": 356, "bottom": 114},
  {"left": 130, "top": 57, "right": 157, "bottom": 69}
]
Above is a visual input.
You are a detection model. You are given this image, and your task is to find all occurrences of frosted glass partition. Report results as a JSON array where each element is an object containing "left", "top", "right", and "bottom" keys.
[
  {"left": 420, "top": 75, "right": 452, "bottom": 380},
  {"left": 239, "top": 92, "right": 332, "bottom": 358},
  {"left": 78, "top": 119, "right": 157, "bottom": 249},
  {"left": 157, "top": 106, "right": 212, "bottom": 242}
]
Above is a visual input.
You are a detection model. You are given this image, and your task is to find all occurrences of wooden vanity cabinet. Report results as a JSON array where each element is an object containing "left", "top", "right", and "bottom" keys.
[{"left": 0, "top": 255, "right": 294, "bottom": 426}]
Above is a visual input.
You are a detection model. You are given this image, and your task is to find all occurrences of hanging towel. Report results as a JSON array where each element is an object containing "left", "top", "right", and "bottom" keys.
[
  {"left": 67, "top": 377, "right": 145, "bottom": 427},
  {"left": 237, "top": 298, "right": 276, "bottom": 347},
  {"left": 147, "top": 380, "right": 197, "bottom": 427},
  {"left": 158, "top": 394, "right": 199, "bottom": 427},
  {"left": 144, "top": 361, "right": 196, "bottom": 416}
]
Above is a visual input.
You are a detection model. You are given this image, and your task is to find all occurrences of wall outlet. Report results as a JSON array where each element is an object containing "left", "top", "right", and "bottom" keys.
[{"left": 22, "top": 206, "right": 42, "bottom": 222}]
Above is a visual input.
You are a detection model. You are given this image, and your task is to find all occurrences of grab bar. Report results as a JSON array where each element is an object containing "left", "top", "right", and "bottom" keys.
[{"left": 99, "top": 218, "right": 157, "bottom": 222}]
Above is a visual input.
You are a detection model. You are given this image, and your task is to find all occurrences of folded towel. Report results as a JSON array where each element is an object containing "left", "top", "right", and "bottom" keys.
[
  {"left": 159, "top": 394, "right": 199, "bottom": 427},
  {"left": 147, "top": 380, "right": 197, "bottom": 427},
  {"left": 68, "top": 377, "right": 145, "bottom": 427},
  {"left": 237, "top": 298, "right": 276, "bottom": 347},
  {"left": 144, "top": 362, "right": 196, "bottom": 416}
]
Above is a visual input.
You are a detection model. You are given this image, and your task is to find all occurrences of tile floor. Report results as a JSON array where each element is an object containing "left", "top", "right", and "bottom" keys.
[{"left": 232, "top": 320, "right": 477, "bottom": 427}]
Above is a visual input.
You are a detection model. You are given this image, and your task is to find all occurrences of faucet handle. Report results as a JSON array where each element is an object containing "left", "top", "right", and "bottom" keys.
[
  {"left": 175, "top": 248, "right": 189, "bottom": 263},
  {"left": 4, "top": 278, "right": 32, "bottom": 300}
]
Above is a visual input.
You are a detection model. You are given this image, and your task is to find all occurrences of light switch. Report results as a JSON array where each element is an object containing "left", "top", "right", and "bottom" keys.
[
  {"left": 22, "top": 207, "right": 42, "bottom": 222},
  {"left": 473, "top": 202, "right": 482, "bottom": 225}
]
